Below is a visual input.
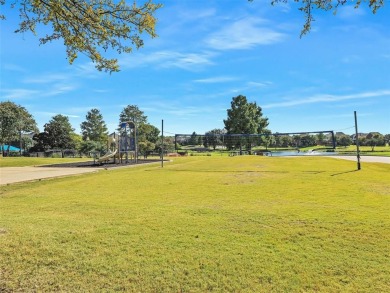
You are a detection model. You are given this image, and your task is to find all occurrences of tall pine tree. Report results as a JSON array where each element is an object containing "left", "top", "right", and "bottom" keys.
[{"left": 80, "top": 108, "right": 108, "bottom": 144}]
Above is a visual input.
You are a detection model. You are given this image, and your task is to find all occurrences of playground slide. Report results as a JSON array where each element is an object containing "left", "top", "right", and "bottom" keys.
[{"left": 97, "top": 149, "right": 118, "bottom": 163}]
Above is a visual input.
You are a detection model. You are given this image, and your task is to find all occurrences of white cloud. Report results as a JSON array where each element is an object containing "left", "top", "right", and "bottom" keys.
[
  {"left": 263, "top": 90, "right": 390, "bottom": 109},
  {"left": 193, "top": 76, "right": 238, "bottom": 83},
  {"left": 23, "top": 73, "right": 70, "bottom": 84},
  {"left": 336, "top": 5, "right": 366, "bottom": 19},
  {"left": 64, "top": 114, "right": 80, "bottom": 118},
  {"left": 42, "top": 84, "right": 77, "bottom": 97},
  {"left": 341, "top": 55, "right": 362, "bottom": 63},
  {"left": 142, "top": 102, "right": 216, "bottom": 117},
  {"left": 75, "top": 62, "right": 103, "bottom": 77},
  {"left": 1, "top": 88, "right": 40, "bottom": 100},
  {"left": 176, "top": 7, "right": 216, "bottom": 22},
  {"left": 36, "top": 111, "right": 79, "bottom": 118},
  {"left": 2, "top": 64, "right": 27, "bottom": 73},
  {"left": 246, "top": 81, "right": 273, "bottom": 87},
  {"left": 205, "top": 17, "right": 285, "bottom": 50},
  {"left": 67, "top": 106, "right": 101, "bottom": 113},
  {"left": 121, "top": 51, "right": 215, "bottom": 71},
  {"left": 1, "top": 82, "right": 77, "bottom": 100}
]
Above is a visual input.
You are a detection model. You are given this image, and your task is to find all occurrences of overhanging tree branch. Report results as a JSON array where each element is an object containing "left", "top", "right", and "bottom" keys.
[{"left": 4, "top": 0, "right": 162, "bottom": 73}]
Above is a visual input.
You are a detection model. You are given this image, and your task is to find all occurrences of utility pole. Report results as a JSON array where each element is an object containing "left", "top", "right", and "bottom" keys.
[
  {"left": 161, "top": 119, "right": 164, "bottom": 168},
  {"left": 354, "top": 111, "right": 361, "bottom": 170}
]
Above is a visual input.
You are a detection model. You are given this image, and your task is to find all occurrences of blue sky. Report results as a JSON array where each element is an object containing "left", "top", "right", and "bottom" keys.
[{"left": 1, "top": 0, "right": 389, "bottom": 136}]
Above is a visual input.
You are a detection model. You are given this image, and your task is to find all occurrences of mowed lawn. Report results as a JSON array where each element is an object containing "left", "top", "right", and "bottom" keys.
[
  {"left": 0, "top": 156, "right": 92, "bottom": 167},
  {"left": 0, "top": 156, "right": 389, "bottom": 292}
]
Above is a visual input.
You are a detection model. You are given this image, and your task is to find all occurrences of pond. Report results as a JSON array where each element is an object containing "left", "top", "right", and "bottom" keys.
[{"left": 264, "top": 150, "right": 337, "bottom": 157}]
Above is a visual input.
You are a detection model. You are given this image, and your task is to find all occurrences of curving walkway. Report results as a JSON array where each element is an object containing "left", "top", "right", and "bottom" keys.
[
  {"left": 0, "top": 167, "right": 101, "bottom": 185},
  {"left": 327, "top": 155, "right": 390, "bottom": 164}
]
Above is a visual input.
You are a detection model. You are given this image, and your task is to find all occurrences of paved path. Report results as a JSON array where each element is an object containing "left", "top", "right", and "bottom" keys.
[
  {"left": 328, "top": 155, "right": 390, "bottom": 164},
  {"left": 0, "top": 167, "right": 101, "bottom": 185}
]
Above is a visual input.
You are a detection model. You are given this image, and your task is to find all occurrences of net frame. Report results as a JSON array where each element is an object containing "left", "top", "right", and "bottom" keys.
[{"left": 174, "top": 131, "right": 336, "bottom": 151}]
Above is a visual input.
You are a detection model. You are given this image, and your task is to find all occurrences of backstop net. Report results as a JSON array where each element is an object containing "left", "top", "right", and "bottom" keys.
[{"left": 174, "top": 131, "right": 336, "bottom": 153}]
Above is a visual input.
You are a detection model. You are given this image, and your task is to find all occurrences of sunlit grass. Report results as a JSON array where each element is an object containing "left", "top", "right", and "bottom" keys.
[
  {"left": 1, "top": 156, "right": 389, "bottom": 291},
  {"left": 0, "top": 157, "right": 92, "bottom": 167},
  {"left": 336, "top": 145, "right": 390, "bottom": 156}
]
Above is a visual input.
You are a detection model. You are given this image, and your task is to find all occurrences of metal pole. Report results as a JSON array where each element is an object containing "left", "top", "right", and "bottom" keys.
[
  {"left": 130, "top": 121, "right": 138, "bottom": 163},
  {"left": 161, "top": 119, "right": 164, "bottom": 168},
  {"left": 354, "top": 111, "right": 361, "bottom": 170},
  {"left": 19, "top": 130, "right": 22, "bottom": 156},
  {"left": 135, "top": 123, "right": 137, "bottom": 163},
  {"left": 331, "top": 131, "right": 336, "bottom": 149}
]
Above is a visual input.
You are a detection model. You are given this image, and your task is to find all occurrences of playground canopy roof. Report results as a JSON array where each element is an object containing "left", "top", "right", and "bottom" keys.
[{"left": 1, "top": 145, "right": 21, "bottom": 152}]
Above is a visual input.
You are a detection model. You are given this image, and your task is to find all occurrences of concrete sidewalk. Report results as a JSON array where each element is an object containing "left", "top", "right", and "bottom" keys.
[
  {"left": 328, "top": 155, "right": 390, "bottom": 164},
  {"left": 0, "top": 167, "right": 101, "bottom": 185}
]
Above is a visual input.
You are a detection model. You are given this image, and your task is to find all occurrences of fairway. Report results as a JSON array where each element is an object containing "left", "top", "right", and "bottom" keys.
[{"left": 1, "top": 156, "right": 389, "bottom": 292}]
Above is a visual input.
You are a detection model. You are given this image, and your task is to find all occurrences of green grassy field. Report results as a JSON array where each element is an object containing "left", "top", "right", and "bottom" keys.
[
  {"left": 0, "top": 156, "right": 92, "bottom": 167},
  {"left": 336, "top": 145, "right": 390, "bottom": 157},
  {"left": 1, "top": 156, "right": 389, "bottom": 292}
]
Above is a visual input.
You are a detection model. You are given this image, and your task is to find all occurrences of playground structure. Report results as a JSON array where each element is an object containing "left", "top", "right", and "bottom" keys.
[{"left": 97, "top": 121, "right": 138, "bottom": 164}]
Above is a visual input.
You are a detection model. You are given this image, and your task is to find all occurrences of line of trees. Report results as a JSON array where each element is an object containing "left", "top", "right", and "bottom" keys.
[
  {"left": 2, "top": 98, "right": 389, "bottom": 157},
  {"left": 179, "top": 131, "right": 389, "bottom": 153},
  {"left": 0, "top": 101, "right": 38, "bottom": 156},
  {"left": 0, "top": 101, "right": 172, "bottom": 157}
]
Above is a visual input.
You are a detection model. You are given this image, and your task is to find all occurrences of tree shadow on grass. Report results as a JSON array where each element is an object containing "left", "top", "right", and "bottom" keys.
[{"left": 330, "top": 170, "right": 359, "bottom": 176}]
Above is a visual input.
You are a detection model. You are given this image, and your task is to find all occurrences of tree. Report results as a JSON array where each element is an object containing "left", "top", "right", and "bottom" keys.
[
  {"left": 0, "top": 101, "right": 37, "bottom": 156},
  {"left": 203, "top": 128, "right": 225, "bottom": 150},
  {"left": 119, "top": 105, "right": 148, "bottom": 127},
  {"left": 224, "top": 95, "right": 268, "bottom": 134},
  {"left": 292, "top": 135, "right": 301, "bottom": 148},
  {"left": 384, "top": 134, "right": 390, "bottom": 145},
  {"left": 21, "top": 135, "right": 34, "bottom": 153},
  {"left": 251, "top": 0, "right": 385, "bottom": 36},
  {"left": 336, "top": 135, "right": 352, "bottom": 147},
  {"left": 42, "top": 114, "right": 75, "bottom": 150},
  {"left": 78, "top": 140, "right": 106, "bottom": 157},
  {"left": 137, "top": 123, "right": 160, "bottom": 157},
  {"left": 300, "top": 134, "right": 316, "bottom": 147},
  {"left": 262, "top": 130, "right": 275, "bottom": 150},
  {"left": 188, "top": 132, "right": 198, "bottom": 146},
  {"left": 80, "top": 108, "right": 108, "bottom": 144},
  {"left": 280, "top": 135, "right": 293, "bottom": 148},
  {"left": 138, "top": 141, "right": 156, "bottom": 158},
  {"left": 70, "top": 132, "right": 83, "bottom": 154},
  {"left": 160, "top": 136, "right": 175, "bottom": 154},
  {"left": 31, "top": 132, "right": 49, "bottom": 152},
  {"left": 364, "top": 132, "right": 385, "bottom": 151},
  {"left": 316, "top": 133, "right": 325, "bottom": 145},
  {"left": 224, "top": 95, "right": 269, "bottom": 151},
  {"left": 138, "top": 123, "right": 160, "bottom": 144},
  {"left": 2, "top": 0, "right": 162, "bottom": 73}
]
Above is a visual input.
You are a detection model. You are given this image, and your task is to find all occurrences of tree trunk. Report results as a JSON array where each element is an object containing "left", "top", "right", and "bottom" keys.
[{"left": 6, "top": 144, "right": 11, "bottom": 156}]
